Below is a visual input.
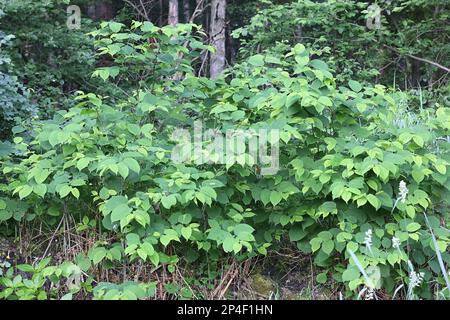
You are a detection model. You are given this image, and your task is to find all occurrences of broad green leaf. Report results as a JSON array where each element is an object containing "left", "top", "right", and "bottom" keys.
[
  {"left": 109, "top": 22, "right": 123, "bottom": 33},
  {"left": 181, "top": 226, "right": 192, "bottom": 240},
  {"left": 269, "top": 191, "right": 282, "bottom": 206},
  {"left": 248, "top": 54, "right": 264, "bottom": 67},
  {"left": 33, "top": 184, "right": 47, "bottom": 198},
  {"left": 348, "top": 80, "right": 362, "bottom": 92},
  {"left": 322, "top": 240, "right": 334, "bottom": 255},
  {"left": 123, "top": 158, "right": 140, "bottom": 174},
  {"left": 19, "top": 185, "right": 33, "bottom": 199},
  {"left": 412, "top": 168, "right": 424, "bottom": 183},
  {"left": 316, "top": 272, "right": 327, "bottom": 284},
  {"left": 77, "top": 158, "right": 91, "bottom": 171},
  {"left": 366, "top": 194, "right": 381, "bottom": 210},
  {"left": 111, "top": 204, "right": 132, "bottom": 222},
  {"left": 161, "top": 194, "right": 177, "bottom": 210},
  {"left": 406, "top": 222, "right": 421, "bottom": 232},
  {"left": 342, "top": 267, "right": 360, "bottom": 282}
]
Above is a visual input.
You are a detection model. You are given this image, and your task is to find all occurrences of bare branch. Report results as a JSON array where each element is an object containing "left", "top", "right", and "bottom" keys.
[{"left": 384, "top": 45, "right": 450, "bottom": 73}]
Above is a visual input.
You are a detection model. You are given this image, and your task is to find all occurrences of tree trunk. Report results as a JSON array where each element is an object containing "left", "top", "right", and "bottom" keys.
[
  {"left": 168, "top": 0, "right": 179, "bottom": 26},
  {"left": 159, "top": 0, "right": 163, "bottom": 26},
  {"left": 209, "top": 0, "right": 226, "bottom": 79},
  {"left": 87, "top": 0, "right": 114, "bottom": 21},
  {"left": 183, "top": 0, "right": 191, "bottom": 23}
]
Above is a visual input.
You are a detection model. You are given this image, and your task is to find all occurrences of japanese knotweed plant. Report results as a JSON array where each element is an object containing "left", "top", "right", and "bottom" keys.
[{"left": 0, "top": 22, "right": 448, "bottom": 299}]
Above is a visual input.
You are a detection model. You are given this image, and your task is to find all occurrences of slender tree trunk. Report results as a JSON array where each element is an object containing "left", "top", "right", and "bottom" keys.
[
  {"left": 183, "top": 0, "right": 191, "bottom": 22},
  {"left": 209, "top": 0, "right": 226, "bottom": 79},
  {"left": 87, "top": 0, "right": 114, "bottom": 20},
  {"left": 168, "top": 0, "right": 179, "bottom": 26},
  {"left": 159, "top": 0, "right": 163, "bottom": 26}
]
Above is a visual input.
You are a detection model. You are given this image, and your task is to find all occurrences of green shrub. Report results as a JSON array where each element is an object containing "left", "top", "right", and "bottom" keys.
[{"left": 0, "top": 22, "right": 449, "bottom": 300}]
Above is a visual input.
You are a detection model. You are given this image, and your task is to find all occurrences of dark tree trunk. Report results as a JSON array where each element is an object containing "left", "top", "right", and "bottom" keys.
[
  {"left": 183, "top": 0, "right": 191, "bottom": 23},
  {"left": 87, "top": 0, "right": 114, "bottom": 20}
]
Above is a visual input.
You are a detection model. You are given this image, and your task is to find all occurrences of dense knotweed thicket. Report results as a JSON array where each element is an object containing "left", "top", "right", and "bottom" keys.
[{"left": 0, "top": 21, "right": 448, "bottom": 300}]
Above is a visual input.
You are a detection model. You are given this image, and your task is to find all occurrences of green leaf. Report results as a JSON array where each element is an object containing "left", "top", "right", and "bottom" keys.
[
  {"left": 366, "top": 194, "right": 381, "bottom": 210},
  {"left": 295, "top": 55, "right": 309, "bottom": 66},
  {"left": 111, "top": 204, "right": 132, "bottom": 222},
  {"left": 387, "top": 253, "right": 398, "bottom": 266},
  {"left": 293, "top": 43, "right": 306, "bottom": 54},
  {"left": 160, "top": 230, "right": 180, "bottom": 247},
  {"left": 318, "top": 96, "right": 332, "bottom": 107},
  {"left": 17, "top": 264, "right": 34, "bottom": 272},
  {"left": 356, "top": 197, "right": 367, "bottom": 207},
  {"left": 260, "top": 189, "right": 271, "bottom": 206},
  {"left": 149, "top": 253, "right": 160, "bottom": 267},
  {"left": 412, "top": 136, "right": 424, "bottom": 147},
  {"left": 435, "top": 164, "right": 447, "bottom": 175},
  {"left": 181, "top": 226, "right": 192, "bottom": 240},
  {"left": 342, "top": 267, "right": 360, "bottom": 282},
  {"left": 118, "top": 163, "right": 129, "bottom": 179},
  {"left": 19, "top": 185, "right": 33, "bottom": 199},
  {"left": 367, "top": 180, "right": 378, "bottom": 191},
  {"left": 412, "top": 168, "right": 424, "bottom": 183},
  {"left": 141, "top": 242, "right": 155, "bottom": 256},
  {"left": 33, "top": 184, "right": 47, "bottom": 198},
  {"left": 123, "top": 158, "right": 140, "bottom": 174},
  {"left": 210, "top": 103, "right": 237, "bottom": 114},
  {"left": 77, "top": 158, "right": 91, "bottom": 171},
  {"left": 269, "top": 191, "right": 282, "bottom": 206},
  {"left": 289, "top": 225, "right": 305, "bottom": 242},
  {"left": 348, "top": 80, "right": 362, "bottom": 92},
  {"left": 48, "top": 131, "right": 60, "bottom": 147},
  {"left": 316, "top": 272, "right": 327, "bottom": 284},
  {"left": 71, "top": 188, "right": 80, "bottom": 199},
  {"left": 356, "top": 103, "right": 367, "bottom": 113},
  {"left": 137, "top": 248, "right": 147, "bottom": 260},
  {"left": 341, "top": 190, "right": 352, "bottom": 203},
  {"left": 309, "top": 59, "right": 329, "bottom": 71},
  {"left": 200, "top": 186, "right": 217, "bottom": 200},
  {"left": 322, "top": 240, "right": 334, "bottom": 255},
  {"left": 406, "top": 206, "right": 415, "bottom": 219},
  {"left": 105, "top": 196, "right": 127, "bottom": 213},
  {"left": 248, "top": 54, "right": 264, "bottom": 67},
  {"left": 336, "top": 232, "right": 352, "bottom": 242},
  {"left": 109, "top": 22, "right": 123, "bottom": 33},
  {"left": 59, "top": 185, "right": 72, "bottom": 198},
  {"left": 35, "top": 169, "right": 50, "bottom": 184},
  {"left": 90, "top": 247, "right": 107, "bottom": 265},
  {"left": 310, "top": 238, "right": 322, "bottom": 252},
  {"left": 161, "top": 194, "right": 177, "bottom": 210},
  {"left": 406, "top": 222, "right": 421, "bottom": 232},
  {"left": 222, "top": 236, "right": 236, "bottom": 253}
]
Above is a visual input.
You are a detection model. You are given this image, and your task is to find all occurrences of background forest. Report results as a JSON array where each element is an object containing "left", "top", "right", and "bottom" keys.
[{"left": 0, "top": 0, "right": 449, "bottom": 300}]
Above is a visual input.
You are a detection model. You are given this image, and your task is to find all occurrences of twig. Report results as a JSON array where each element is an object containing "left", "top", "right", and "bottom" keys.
[{"left": 41, "top": 215, "right": 65, "bottom": 260}]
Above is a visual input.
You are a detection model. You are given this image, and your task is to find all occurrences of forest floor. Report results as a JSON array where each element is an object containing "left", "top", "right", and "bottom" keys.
[
  {"left": 230, "top": 247, "right": 337, "bottom": 300},
  {"left": 0, "top": 234, "right": 338, "bottom": 300}
]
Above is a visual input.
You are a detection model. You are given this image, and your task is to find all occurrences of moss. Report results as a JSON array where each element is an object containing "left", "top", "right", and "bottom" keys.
[
  {"left": 283, "top": 287, "right": 334, "bottom": 300},
  {"left": 284, "top": 292, "right": 304, "bottom": 300},
  {"left": 251, "top": 273, "right": 276, "bottom": 297}
]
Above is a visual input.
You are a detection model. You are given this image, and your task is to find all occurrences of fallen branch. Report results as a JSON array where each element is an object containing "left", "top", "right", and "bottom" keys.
[{"left": 383, "top": 45, "right": 450, "bottom": 73}]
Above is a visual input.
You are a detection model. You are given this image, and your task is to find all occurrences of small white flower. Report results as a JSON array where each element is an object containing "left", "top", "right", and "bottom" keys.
[
  {"left": 407, "top": 260, "right": 425, "bottom": 295},
  {"left": 392, "top": 236, "right": 401, "bottom": 249},
  {"left": 364, "top": 229, "right": 373, "bottom": 249},
  {"left": 409, "top": 270, "right": 424, "bottom": 288},
  {"left": 399, "top": 180, "right": 409, "bottom": 203}
]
